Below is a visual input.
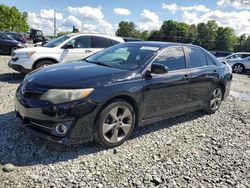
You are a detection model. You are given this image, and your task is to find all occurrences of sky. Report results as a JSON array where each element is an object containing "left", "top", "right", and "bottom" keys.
[{"left": 1, "top": 0, "right": 250, "bottom": 36}]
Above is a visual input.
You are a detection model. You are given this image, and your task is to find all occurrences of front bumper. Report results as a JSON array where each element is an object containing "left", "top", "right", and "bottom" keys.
[
  {"left": 8, "top": 58, "right": 33, "bottom": 73},
  {"left": 15, "top": 89, "right": 98, "bottom": 145}
]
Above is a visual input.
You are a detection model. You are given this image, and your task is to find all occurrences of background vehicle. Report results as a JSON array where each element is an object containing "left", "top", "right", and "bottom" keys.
[
  {"left": 8, "top": 33, "right": 125, "bottom": 73},
  {"left": 15, "top": 42, "right": 232, "bottom": 147},
  {"left": 5, "top": 32, "right": 26, "bottom": 43},
  {"left": 210, "top": 51, "right": 232, "bottom": 58},
  {"left": 30, "top": 28, "right": 46, "bottom": 44},
  {"left": 227, "top": 56, "right": 250, "bottom": 73},
  {"left": 0, "top": 32, "right": 26, "bottom": 55},
  {"left": 218, "top": 52, "right": 250, "bottom": 63}
]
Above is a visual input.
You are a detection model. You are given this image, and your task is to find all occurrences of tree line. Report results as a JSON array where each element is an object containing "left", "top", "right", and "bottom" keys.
[{"left": 116, "top": 20, "right": 250, "bottom": 52}]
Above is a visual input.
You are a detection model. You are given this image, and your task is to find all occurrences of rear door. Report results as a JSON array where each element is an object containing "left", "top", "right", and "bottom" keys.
[{"left": 184, "top": 47, "right": 219, "bottom": 108}]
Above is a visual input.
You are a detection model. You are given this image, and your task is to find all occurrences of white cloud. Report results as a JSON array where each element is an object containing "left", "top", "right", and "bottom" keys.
[
  {"left": 138, "top": 9, "right": 161, "bottom": 31},
  {"left": 162, "top": 3, "right": 210, "bottom": 14},
  {"left": 28, "top": 13, "right": 55, "bottom": 35},
  {"left": 40, "top": 9, "right": 64, "bottom": 20},
  {"left": 62, "top": 16, "right": 82, "bottom": 29},
  {"left": 67, "top": 6, "right": 104, "bottom": 21},
  {"left": 217, "top": 0, "right": 250, "bottom": 9},
  {"left": 182, "top": 10, "right": 250, "bottom": 35},
  {"left": 113, "top": 8, "right": 131, "bottom": 16}
]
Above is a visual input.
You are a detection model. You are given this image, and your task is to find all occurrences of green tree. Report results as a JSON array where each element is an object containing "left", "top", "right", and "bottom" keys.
[
  {"left": 235, "top": 34, "right": 248, "bottom": 52},
  {"left": 196, "top": 21, "right": 218, "bottom": 50},
  {"left": 57, "top": 31, "right": 71, "bottom": 37},
  {"left": 0, "top": 4, "right": 29, "bottom": 32},
  {"left": 216, "top": 27, "right": 236, "bottom": 51},
  {"left": 185, "top": 24, "right": 198, "bottom": 44},
  {"left": 116, "top": 21, "right": 139, "bottom": 38},
  {"left": 139, "top": 30, "right": 150, "bottom": 40}
]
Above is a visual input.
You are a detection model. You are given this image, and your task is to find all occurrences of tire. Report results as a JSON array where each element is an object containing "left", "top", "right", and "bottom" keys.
[
  {"left": 204, "top": 86, "right": 223, "bottom": 114},
  {"left": 232, "top": 64, "right": 245, "bottom": 74},
  {"left": 34, "top": 60, "right": 53, "bottom": 70},
  {"left": 94, "top": 100, "right": 136, "bottom": 147}
]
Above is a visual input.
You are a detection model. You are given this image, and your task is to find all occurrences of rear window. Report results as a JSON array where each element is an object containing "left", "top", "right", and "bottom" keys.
[
  {"left": 186, "top": 47, "right": 207, "bottom": 68},
  {"left": 92, "top": 36, "right": 113, "bottom": 48}
]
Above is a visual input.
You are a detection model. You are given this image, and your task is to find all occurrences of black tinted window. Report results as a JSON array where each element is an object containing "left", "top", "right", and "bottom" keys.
[
  {"left": 92, "top": 36, "right": 113, "bottom": 48},
  {"left": 206, "top": 55, "right": 216, "bottom": 66},
  {"left": 242, "top": 54, "right": 250, "bottom": 58},
  {"left": 72, "top": 36, "right": 91, "bottom": 48},
  {"left": 154, "top": 47, "right": 186, "bottom": 71},
  {"left": 186, "top": 47, "right": 207, "bottom": 68}
]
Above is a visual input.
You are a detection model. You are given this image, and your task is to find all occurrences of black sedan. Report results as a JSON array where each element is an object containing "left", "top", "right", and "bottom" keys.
[
  {"left": 0, "top": 32, "right": 26, "bottom": 55},
  {"left": 15, "top": 42, "right": 232, "bottom": 147}
]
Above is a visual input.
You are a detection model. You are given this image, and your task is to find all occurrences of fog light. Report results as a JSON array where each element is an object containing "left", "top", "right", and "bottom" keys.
[{"left": 55, "top": 124, "right": 68, "bottom": 135}]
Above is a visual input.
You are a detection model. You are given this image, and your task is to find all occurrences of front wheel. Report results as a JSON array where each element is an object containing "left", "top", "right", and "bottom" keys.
[
  {"left": 34, "top": 60, "right": 53, "bottom": 70},
  {"left": 204, "top": 87, "right": 223, "bottom": 114},
  {"left": 94, "top": 100, "right": 135, "bottom": 147}
]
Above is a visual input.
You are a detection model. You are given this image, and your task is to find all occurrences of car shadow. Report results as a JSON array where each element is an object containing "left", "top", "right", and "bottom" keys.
[
  {"left": 0, "top": 72, "right": 25, "bottom": 84},
  {"left": 0, "top": 110, "right": 207, "bottom": 167}
]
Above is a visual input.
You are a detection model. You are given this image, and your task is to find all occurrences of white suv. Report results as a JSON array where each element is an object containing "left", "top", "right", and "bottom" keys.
[{"left": 8, "top": 33, "right": 124, "bottom": 73}]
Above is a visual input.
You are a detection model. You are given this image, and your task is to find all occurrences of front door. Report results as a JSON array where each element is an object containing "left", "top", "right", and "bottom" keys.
[
  {"left": 60, "top": 36, "right": 96, "bottom": 63},
  {"left": 142, "top": 46, "right": 191, "bottom": 120}
]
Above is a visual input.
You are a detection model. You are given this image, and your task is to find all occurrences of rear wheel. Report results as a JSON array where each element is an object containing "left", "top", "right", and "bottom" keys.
[
  {"left": 34, "top": 60, "right": 53, "bottom": 70},
  {"left": 232, "top": 64, "right": 245, "bottom": 73},
  {"left": 204, "top": 87, "right": 223, "bottom": 114},
  {"left": 94, "top": 100, "right": 135, "bottom": 147}
]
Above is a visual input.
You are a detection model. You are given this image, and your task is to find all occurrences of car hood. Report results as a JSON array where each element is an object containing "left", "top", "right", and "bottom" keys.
[
  {"left": 25, "top": 61, "right": 134, "bottom": 88},
  {"left": 14, "top": 47, "right": 53, "bottom": 53}
]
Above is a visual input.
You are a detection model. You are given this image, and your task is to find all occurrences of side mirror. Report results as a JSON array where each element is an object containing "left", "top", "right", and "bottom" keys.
[
  {"left": 151, "top": 63, "right": 168, "bottom": 74},
  {"left": 63, "top": 44, "right": 74, "bottom": 49}
]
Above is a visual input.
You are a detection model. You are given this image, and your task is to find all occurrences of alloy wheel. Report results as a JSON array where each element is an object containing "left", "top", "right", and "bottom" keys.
[
  {"left": 102, "top": 106, "right": 133, "bottom": 144},
  {"left": 233, "top": 64, "right": 244, "bottom": 73},
  {"left": 210, "top": 88, "right": 223, "bottom": 111}
]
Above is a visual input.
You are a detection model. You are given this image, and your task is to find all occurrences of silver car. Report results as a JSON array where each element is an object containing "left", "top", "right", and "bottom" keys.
[
  {"left": 218, "top": 52, "right": 250, "bottom": 63},
  {"left": 227, "top": 56, "right": 250, "bottom": 73}
]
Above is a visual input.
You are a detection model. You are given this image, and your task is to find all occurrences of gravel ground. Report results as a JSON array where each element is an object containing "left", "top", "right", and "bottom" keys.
[{"left": 0, "top": 55, "right": 250, "bottom": 188}]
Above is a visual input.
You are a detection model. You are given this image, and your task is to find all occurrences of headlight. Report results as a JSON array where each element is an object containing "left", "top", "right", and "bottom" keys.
[
  {"left": 40, "top": 88, "right": 94, "bottom": 104},
  {"left": 14, "top": 52, "right": 35, "bottom": 58}
]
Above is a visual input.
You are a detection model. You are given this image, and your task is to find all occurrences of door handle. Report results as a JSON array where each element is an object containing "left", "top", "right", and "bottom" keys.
[{"left": 85, "top": 50, "right": 92, "bottom": 53}]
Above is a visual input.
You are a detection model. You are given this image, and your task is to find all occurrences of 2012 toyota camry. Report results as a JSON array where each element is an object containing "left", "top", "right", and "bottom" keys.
[{"left": 15, "top": 42, "right": 232, "bottom": 147}]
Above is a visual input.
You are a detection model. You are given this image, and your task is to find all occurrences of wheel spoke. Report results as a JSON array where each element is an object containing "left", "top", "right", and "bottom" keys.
[
  {"left": 120, "top": 123, "right": 131, "bottom": 134},
  {"left": 121, "top": 108, "right": 131, "bottom": 120},
  {"left": 109, "top": 107, "right": 119, "bottom": 122},
  {"left": 110, "top": 128, "right": 119, "bottom": 142},
  {"left": 102, "top": 123, "right": 117, "bottom": 134}
]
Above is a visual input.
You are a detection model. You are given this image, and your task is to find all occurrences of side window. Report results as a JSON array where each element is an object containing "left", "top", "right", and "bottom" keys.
[
  {"left": 92, "top": 36, "right": 113, "bottom": 48},
  {"left": 242, "top": 54, "right": 250, "bottom": 58},
  {"left": 153, "top": 47, "right": 186, "bottom": 71},
  {"left": 68, "top": 36, "right": 91, "bottom": 48},
  {"left": 111, "top": 39, "right": 120, "bottom": 45},
  {"left": 186, "top": 47, "right": 207, "bottom": 68},
  {"left": 206, "top": 55, "right": 216, "bottom": 66}
]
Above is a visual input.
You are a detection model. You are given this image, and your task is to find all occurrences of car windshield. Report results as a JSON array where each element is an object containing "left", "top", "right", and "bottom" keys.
[
  {"left": 86, "top": 43, "right": 159, "bottom": 70},
  {"left": 43, "top": 35, "right": 70, "bottom": 48}
]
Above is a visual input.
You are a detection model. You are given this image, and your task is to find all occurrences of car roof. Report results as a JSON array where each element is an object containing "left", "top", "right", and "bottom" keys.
[
  {"left": 124, "top": 41, "right": 205, "bottom": 50},
  {"left": 66, "top": 33, "right": 124, "bottom": 42}
]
